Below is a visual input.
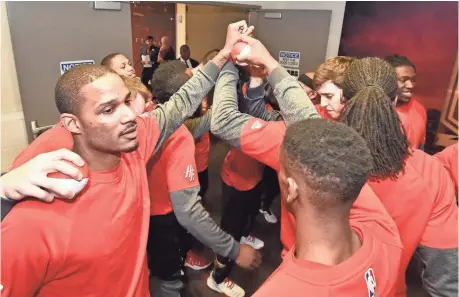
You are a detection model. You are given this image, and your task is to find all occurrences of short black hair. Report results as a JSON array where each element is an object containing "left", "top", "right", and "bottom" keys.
[
  {"left": 180, "top": 44, "right": 190, "bottom": 50},
  {"left": 385, "top": 54, "right": 416, "bottom": 72},
  {"left": 151, "top": 60, "right": 189, "bottom": 104},
  {"left": 146, "top": 36, "right": 154, "bottom": 41},
  {"left": 55, "top": 65, "right": 115, "bottom": 115},
  {"left": 282, "top": 118, "right": 372, "bottom": 208},
  {"left": 101, "top": 53, "right": 122, "bottom": 67}
]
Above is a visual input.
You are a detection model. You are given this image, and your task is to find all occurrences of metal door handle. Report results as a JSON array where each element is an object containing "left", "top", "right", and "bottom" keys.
[{"left": 30, "top": 120, "right": 54, "bottom": 139}]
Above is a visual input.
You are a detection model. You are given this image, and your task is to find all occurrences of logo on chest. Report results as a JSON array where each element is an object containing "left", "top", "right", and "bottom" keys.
[{"left": 365, "top": 268, "right": 376, "bottom": 297}]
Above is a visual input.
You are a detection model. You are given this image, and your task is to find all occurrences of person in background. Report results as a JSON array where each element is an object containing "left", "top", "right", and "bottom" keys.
[
  {"left": 340, "top": 57, "right": 458, "bottom": 297},
  {"left": 140, "top": 36, "right": 155, "bottom": 88},
  {"left": 252, "top": 118, "right": 402, "bottom": 297},
  {"left": 435, "top": 142, "right": 458, "bottom": 196},
  {"left": 179, "top": 45, "right": 199, "bottom": 69},
  {"left": 158, "top": 36, "right": 176, "bottom": 63},
  {"left": 313, "top": 56, "right": 356, "bottom": 120},
  {"left": 385, "top": 54, "right": 427, "bottom": 149},
  {"left": 297, "top": 72, "right": 320, "bottom": 105},
  {"left": 101, "top": 53, "right": 136, "bottom": 78}
]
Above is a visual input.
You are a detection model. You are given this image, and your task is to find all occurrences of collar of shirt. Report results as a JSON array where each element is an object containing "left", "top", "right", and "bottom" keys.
[{"left": 180, "top": 57, "right": 192, "bottom": 68}]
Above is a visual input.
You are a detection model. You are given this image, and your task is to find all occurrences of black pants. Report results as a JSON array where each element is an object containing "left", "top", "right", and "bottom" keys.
[
  {"left": 146, "top": 212, "right": 193, "bottom": 281},
  {"left": 213, "top": 182, "right": 263, "bottom": 283},
  {"left": 261, "top": 166, "right": 280, "bottom": 210},
  {"left": 198, "top": 169, "right": 209, "bottom": 199},
  {"left": 140, "top": 65, "right": 156, "bottom": 90}
]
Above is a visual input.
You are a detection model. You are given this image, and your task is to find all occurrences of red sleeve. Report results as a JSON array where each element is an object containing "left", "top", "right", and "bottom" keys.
[
  {"left": 1, "top": 209, "right": 67, "bottom": 297},
  {"left": 239, "top": 118, "right": 286, "bottom": 171},
  {"left": 435, "top": 144, "right": 458, "bottom": 193},
  {"left": 11, "top": 125, "right": 73, "bottom": 170},
  {"left": 350, "top": 184, "right": 401, "bottom": 247},
  {"left": 164, "top": 128, "right": 200, "bottom": 192},
  {"left": 135, "top": 114, "right": 161, "bottom": 163},
  {"left": 420, "top": 158, "right": 458, "bottom": 248}
]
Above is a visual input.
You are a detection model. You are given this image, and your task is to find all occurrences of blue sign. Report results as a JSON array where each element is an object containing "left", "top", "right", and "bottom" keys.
[
  {"left": 60, "top": 60, "right": 95, "bottom": 75},
  {"left": 279, "top": 51, "right": 301, "bottom": 68}
]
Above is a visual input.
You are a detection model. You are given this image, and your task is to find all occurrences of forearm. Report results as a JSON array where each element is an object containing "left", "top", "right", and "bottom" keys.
[
  {"left": 170, "top": 188, "right": 240, "bottom": 260},
  {"left": 417, "top": 245, "right": 458, "bottom": 297},
  {"left": 242, "top": 78, "right": 282, "bottom": 121},
  {"left": 267, "top": 66, "right": 319, "bottom": 126},
  {"left": 150, "top": 62, "right": 220, "bottom": 152},
  {"left": 211, "top": 62, "right": 253, "bottom": 148},
  {"left": 185, "top": 109, "right": 212, "bottom": 140}
]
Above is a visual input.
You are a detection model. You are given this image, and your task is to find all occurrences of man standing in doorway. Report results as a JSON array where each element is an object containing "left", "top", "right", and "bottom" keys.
[
  {"left": 179, "top": 45, "right": 199, "bottom": 69},
  {"left": 140, "top": 36, "right": 155, "bottom": 88},
  {"left": 385, "top": 54, "right": 427, "bottom": 149}
]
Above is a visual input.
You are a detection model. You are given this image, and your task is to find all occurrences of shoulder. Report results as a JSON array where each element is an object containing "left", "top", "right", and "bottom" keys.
[{"left": 12, "top": 125, "right": 73, "bottom": 169}]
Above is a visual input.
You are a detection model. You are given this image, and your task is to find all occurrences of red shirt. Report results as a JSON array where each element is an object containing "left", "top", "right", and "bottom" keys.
[
  {"left": 2, "top": 115, "right": 161, "bottom": 297},
  {"left": 147, "top": 125, "right": 199, "bottom": 216},
  {"left": 195, "top": 132, "right": 210, "bottom": 173},
  {"left": 253, "top": 224, "right": 401, "bottom": 297},
  {"left": 395, "top": 99, "right": 427, "bottom": 149},
  {"left": 368, "top": 149, "right": 458, "bottom": 297},
  {"left": 221, "top": 148, "right": 264, "bottom": 191},
  {"left": 435, "top": 143, "right": 458, "bottom": 194}
]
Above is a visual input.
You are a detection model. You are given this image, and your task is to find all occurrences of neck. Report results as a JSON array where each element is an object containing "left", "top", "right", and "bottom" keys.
[
  {"left": 294, "top": 209, "right": 361, "bottom": 266},
  {"left": 73, "top": 136, "right": 121, "bottom": 172}
]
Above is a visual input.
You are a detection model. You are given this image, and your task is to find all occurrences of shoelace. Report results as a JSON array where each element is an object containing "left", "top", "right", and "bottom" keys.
[
  {"left": 223, "top": 278, "right": 235, "bottom": 290},
  {"left": 246, "top": 235, "right": 255, "bottom": 243}
]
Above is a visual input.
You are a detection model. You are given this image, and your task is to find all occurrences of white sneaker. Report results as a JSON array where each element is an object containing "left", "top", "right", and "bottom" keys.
[
  {"left": 259, "top": 208, "right": 278, "bottom": 224},
  {"left": 207, "top": 274, "right": 245, "bottom": 297},
  {"left": 240, "top": 235, "right": 264, "bottom": 250}
]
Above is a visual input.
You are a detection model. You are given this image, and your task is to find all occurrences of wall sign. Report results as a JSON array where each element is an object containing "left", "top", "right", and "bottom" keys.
[
  {"left": 60, "top": 60, "right": 95, "bottom": 75},
  {"left": 279, "top": 51, "right": 300, "bottom": 68}
]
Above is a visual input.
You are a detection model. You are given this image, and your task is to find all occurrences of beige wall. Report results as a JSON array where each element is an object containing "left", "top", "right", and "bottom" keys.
[
  {"left": 185, "top": 4, "right": 249, "bottom": 61},
  {"left": 1, "top": 2, "right": 28, "bottom": 173},
  {"left": 176, "top": 3, "right": 187, "bottom": 53},
  {"left": 214, "top": 1, "right": 345, "bottom": 60}
]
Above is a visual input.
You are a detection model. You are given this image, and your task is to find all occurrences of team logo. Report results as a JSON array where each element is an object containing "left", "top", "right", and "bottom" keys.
[
  {"left": 251, "top": 120, "right": 262, "bottom": 130},
  {"left": 184, "top": 164, "right": 195, "bottom": 182},
  {"left": 365, "top": 268, "right": 376, "bottom": 297}
]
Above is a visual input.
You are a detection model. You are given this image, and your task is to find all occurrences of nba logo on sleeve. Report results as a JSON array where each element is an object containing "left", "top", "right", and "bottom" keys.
[
  {"left": 251, "top": 120, "right": 263, "bottom": 130},
  {"left": 365, "top": 268, "right": 376, "bottom": 297}
]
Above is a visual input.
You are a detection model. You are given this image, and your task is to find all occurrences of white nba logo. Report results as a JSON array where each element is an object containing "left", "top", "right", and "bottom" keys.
[{"left": 365, "top": 268, "right": 376, "bottom": 297}]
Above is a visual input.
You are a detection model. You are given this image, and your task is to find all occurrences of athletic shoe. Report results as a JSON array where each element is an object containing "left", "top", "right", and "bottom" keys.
[
  {"left": 241, "top": 234, "right": 264, "bottom": 250},
  {"left": 207, "top": 273, "right": 245, "bottom": 297},
  {"left": 259, "top": 208, "right": 278, "bottom": 224},
  {"left": 184, "top": 250, "right": 212, "bottom": 271}
]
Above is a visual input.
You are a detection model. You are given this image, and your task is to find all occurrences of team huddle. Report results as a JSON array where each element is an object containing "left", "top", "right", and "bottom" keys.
[{"left": 1, "top": 21, "right": 458, "bottom": 297}]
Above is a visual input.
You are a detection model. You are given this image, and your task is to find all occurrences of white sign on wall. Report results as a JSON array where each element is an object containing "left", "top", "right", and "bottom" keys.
[
  {"left": 279, "top": 51, "right": 300, "bottom": 68},
  {"left": 60, "top": 60, "right": 95, "bottom": 75}
]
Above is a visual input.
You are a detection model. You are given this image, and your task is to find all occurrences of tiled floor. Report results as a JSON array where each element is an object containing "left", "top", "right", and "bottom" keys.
[{"left": 150, "top": 140, "right": 429, "bottom": 297}]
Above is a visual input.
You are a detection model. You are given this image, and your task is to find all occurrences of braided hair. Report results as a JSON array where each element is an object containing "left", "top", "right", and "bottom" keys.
[{"left": 340, "top": 57, "right": 411, "bottom": 181}]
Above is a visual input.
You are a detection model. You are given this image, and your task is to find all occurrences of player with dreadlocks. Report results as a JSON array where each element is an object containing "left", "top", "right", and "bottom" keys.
[{"left": 340, "top": 57, "right": 458, "bottom": 297}]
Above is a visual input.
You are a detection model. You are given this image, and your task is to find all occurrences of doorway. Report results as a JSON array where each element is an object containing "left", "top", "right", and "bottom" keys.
[{"left": 130, "top": 2, "right": 176, "bottom": 76}]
